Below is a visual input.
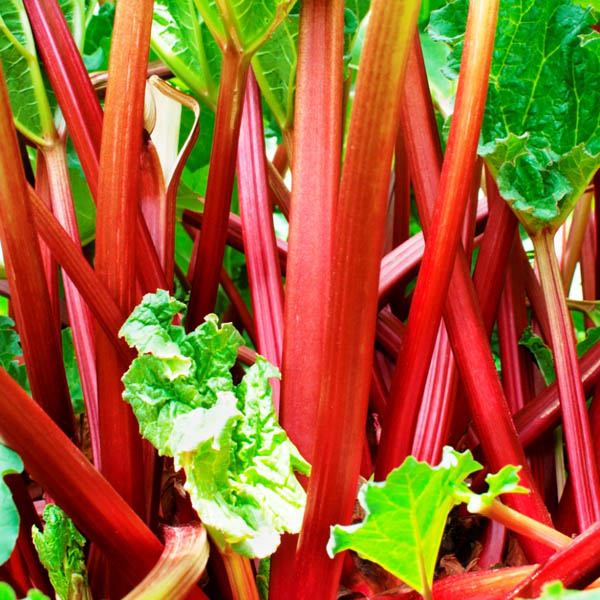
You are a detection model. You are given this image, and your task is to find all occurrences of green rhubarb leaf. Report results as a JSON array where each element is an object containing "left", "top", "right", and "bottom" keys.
[
  {"left": 32, "top": 504, "right": 88, "bottom": 600},
  {"left": 0, "top": 583, "right": 50, "bottom": 600},
  {"left": 327, "top": 448, "right": 481, "bottom": 595},
  {"left": 0, "top": 316, "right": 29, "bottom": 392},
  {"left": 0, "top": 0, "right": 85, "bottom": 144},
  {"left": 0, "top": 444, "right": 23, "bottom": 566},
  {"left": 429, "top": 0, "right": 600, "bottom": 233},
  {"left": 252, "top": 12, "right": 298, "bottom": 132},
  {"left": 519, "top": 326, "right": 556, "bottom": 385},
  {"left": 195, "top": 0, "right": 296, "bottom": 54},
  {"left": 121, "top": 291, "right": 310, "bottom": 558},
  {"left": 530, "top": 581, "right": 600, "bottom": 599},
  {"left": 151, "top": 0, "right": 220, "bottom": 109}
]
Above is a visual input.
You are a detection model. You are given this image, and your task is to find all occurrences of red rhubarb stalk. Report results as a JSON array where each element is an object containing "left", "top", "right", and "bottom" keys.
[
  {"left": 293, "top": 1, "right": 421, "bottom": 597},
  {"left": 0, "top": 64, "right": 74, "bottom": 436},
  {"left": 237, "top": 71, "right": 284, "bottom": 378},
  {"left": 531, "top": 229, "right": 600, "bottom": 529},
  {"left": 94, "top": 0, "right": 154, "bottom": 515},
  {"left": 377, "top": 0, "right": 499, "bottom": 476},
  {"left": 270, "top": 1, "right": 344, "bottom": 595},
  {"left": 186, "top": 49, "right": 250, "bottom": 328}
]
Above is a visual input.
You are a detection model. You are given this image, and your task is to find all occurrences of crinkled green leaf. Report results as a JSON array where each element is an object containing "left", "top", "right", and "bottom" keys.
[
  {"left": 529, "top": 581, "right": 600, "bottom": 599},
  {"left": 121, "top": 291, "right": 309, "bottom": 558},
  {"left": 519, "top": 326, "right": 556, "bottom": 385},
  {"left": 0, "top": 444, "right": 23, "bottom": 566},
  {"left": 32, "top": 504, "right": 88, "bottom": 600},
  {"left": 0, "top": 583, "right": 50, "bottom": 600},
  {"left": 0, "top": 317, "right": 29, "bottom": 392},
  {"left": 82, "top": 2, "right": 114, "bottom": 71},
  {"left": 151, "top": 0, "right": 220, "bottom": 108},
  {"left": 327, "top": 448, "right": 481, "bottom": 595},
  {"left": 429, "top": 0, "right": 600, "bottom": 232}
]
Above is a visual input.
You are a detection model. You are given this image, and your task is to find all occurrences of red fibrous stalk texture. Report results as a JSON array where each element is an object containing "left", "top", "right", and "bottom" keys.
[
  {"left": 386, "top": 33, "right": 553, "bottom": 558},
  {"left": 94, "top": 0, "right": 154, "bottom": 515},
  {"left": 472, "top": 172, "right": 519, "bottom": 333},
  {"left": 29, "top": 188, "right": 133, "bottom": 365},
  {"left": 24, "top": 0, "right": 167, "bottom": 294},
  {"left": 186, "top": 50, "right": 249, "bottom": 329},
  {"left": 507, "top": 521, "right": 600, "bottom": 598},
  {"left": 237, "top": 71, "right": 284, "bottom": 376},
  {"left": 292, "top": 1, "right": 421, "bottom": 597},
  {"left": 377, "top": 1, "right": 499, "bottom": 476},
  {"left": 270, "top": 2, "right": 344, "bottom": 594},
  {"left": 532, "top": 230, "right": 600, "bottom": 529},
  {"left": 0, "top": 369, "right": 163, "bottom": 590},
  {"left": 41, "top": 142, "right": 100, "bottom": 465},
  {"left": 0, "top": 65, "right": 74, "bottom": 437}
]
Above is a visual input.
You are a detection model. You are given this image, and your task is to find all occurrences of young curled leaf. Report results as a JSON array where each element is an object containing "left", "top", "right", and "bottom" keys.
[{"left": 121, "top": 291, "right": 310, "bottom": 558}]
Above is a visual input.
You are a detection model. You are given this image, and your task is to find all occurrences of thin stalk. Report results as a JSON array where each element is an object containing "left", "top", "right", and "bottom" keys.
[
  {"left": 377, "top": 1, "right": 499, "bottom": 477},
  {"left": 507, "top": 521, "right": 600, "bottom": 598},
  {"left": 473, "top": 499, "right": 570, "bottom": 551},
  {"left": 581, "top": 212, "right": 596, "bottom": 309},
  {"left": 94, "top": 0, "right": 154, "bottom": 515},
  {"left": 237, "top": 71, "right": 284, "bottom": 377},
  {"left": 472, "top": 172, "right": 520, "bottom": 333},
  {"left": 220, "top": 552, "right": 259, "bottom": 600},
  {"left": 220, "top": 269, "right": 256, "bottom": 343},
  {"left": 0, "top": 368, "right": 163, "bottom": 589},
  {"left": 531, "top": 229, "right": 600, "bottom": 529},
  {"left": 561, "top": 192, "right": 593, "bottom": 293},
  {"left": 186, "top": 50, "right": 250, "bottom": 329},
  {"left": 293, "top": 1, "right": 421, "bottom": 597},
  {"left": 0, "top": 64, "right": 74, "bottom": 436},
  {"left": 595, "top": 170, "right": 600, "bottom": 298},
  {"left": 41, "top": 141, "right": 100, "bottom": 466}
]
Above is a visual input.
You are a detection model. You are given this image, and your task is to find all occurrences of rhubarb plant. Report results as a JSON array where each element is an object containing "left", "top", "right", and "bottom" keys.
[{"left": 120, "top": 291, "right": 309, "bottom": 558}]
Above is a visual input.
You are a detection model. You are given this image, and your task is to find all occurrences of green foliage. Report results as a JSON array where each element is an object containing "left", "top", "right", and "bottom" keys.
[
  {"left": 61, "top": 329, "right": 84, "bottom": 416},
  {"left": 429, "top": 0, "right": 600, "bottom": 233},
  {"left": 0, "top": 583, "right": 49, "bottom": 600},
  {"left": 0, "top": 444, "right": 23, "bottom": 566},
  {"left": 0, "top": 0, "right": 85, "bottom": 143},
  {"left": 120, "top": 291, "right": 309, "bottom": 558},
  {"left": 151, "top": 0, "right": 220, "bottom": 108},
  {"left": 328, "top": 448, "right": 481, "bottom": 596},
  {"left": 32, "top": 504, "right": 88, "bottom": 600},
  {"left": 328, "top": 449, "right": 529, "bottom": 596},
  {"left": 0, "top": 316, "right": 29, "bottom": 392},
  {"left": 519, "top": 326, "right": 556, "bottom": 385},
  {"left": 82, "top": 2, "right": 114, "bottom": 71}
]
